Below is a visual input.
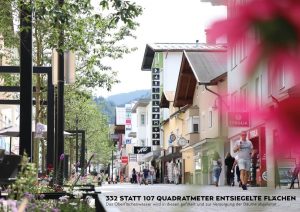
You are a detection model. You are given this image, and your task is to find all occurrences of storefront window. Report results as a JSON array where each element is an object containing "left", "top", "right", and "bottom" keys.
[{"left": 195, "top": 158, "right": 201, "bottom": 170}]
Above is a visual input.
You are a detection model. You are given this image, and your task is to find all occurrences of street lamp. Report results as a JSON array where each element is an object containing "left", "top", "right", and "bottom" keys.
[
  {"left": 111, "top": 150, "right": 113, "bottom": 183},
  {"left": 75, "top": 115, "right": 78, "bottom": 172}
]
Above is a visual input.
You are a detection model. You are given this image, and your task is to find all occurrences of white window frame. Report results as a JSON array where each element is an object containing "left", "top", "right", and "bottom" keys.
[
  {"left": 231, "top": 44, "right": 238, "bottom": 69},
  {"left": 201, "top": 113, "right": 205, "bottom": 132},
  {"left": 279, "top": 66, "right": 285, "bottom": 90},
  {"left": 240, "top": 35, "right": 247, "bottom": 61},
  {"left": 255, "top": 77, "right": 260, "bottom": 109},
  {"left": 231, "top": 92, "right": 238, "bottom": 112},
  {"left": 268, "top": 64, "right": 273, "bottom": 96},
  {"left": 240, "top": 84, "right": 248, "bottom": 111},
  {"left": 188, "top": 116, "right": 199, "bottom": 133}
]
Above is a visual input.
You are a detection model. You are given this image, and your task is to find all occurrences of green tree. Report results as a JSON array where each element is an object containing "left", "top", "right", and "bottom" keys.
[
  {"left": 0, "top": 0, "right": 142, "bottom": 171},
  {"left": 64, "top": 85, "right": 114, "bottom": 169}
]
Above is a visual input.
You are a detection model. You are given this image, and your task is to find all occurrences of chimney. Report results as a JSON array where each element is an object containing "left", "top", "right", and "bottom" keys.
[{"left": 205, "top": 28, "right": 216, "bottom": 44}]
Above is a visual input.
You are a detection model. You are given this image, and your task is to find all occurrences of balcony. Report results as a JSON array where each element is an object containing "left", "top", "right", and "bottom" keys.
[{"left": 185, "top": 133, "right": 199, "bottom": 146}]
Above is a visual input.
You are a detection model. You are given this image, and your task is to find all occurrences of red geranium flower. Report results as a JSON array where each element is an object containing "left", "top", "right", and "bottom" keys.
[
  {"left": 210, "top": 0, "right": 300, "bottom": 79},
  {"left": 271, "top": 97, "right": 300, "bottom": 157},
  {"left": 47, "top": 163, "right": 53, "bottom": 171}
]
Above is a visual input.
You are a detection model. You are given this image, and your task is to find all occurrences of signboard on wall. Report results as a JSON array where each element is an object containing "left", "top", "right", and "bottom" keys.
[
  {"left": 125, "top": 104, "right": 132, "bottom": 145},
  {"left": 152, "top": 68, "right": 160, "bottom": 145},
  {"left": 228, "top": 112, "right": 249, "bottom": 127},
  {"left": 134, "top": 146, "right": 151, "bottom": 154},
  {"left": 129, "top": 154, "right": 137, "bottom": 162},
  {"left": 115, "top": 107, "right": 126, "bottom": 125}
]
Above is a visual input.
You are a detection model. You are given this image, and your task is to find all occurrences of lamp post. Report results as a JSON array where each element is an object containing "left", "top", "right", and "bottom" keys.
[
  {"left": 80, "top": 130, "right": 85, "bottom": 176},
  {"left": 111, "top": 150, "right": 113, "bottom": 183},
  {"left": 19, "top": 0, "right": 33, "bottom": 160},
  {"left": 56, "top": 0, "right": 65, "bottom": 186},
  {"left": 75, "top": 115, "right": 78, "bottom": 172}
]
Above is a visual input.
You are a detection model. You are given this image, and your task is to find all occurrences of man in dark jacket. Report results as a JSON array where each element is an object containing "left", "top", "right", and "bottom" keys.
[
  {"left": 225, "top": 152, "right": 235, "bottom": 186},
  {"left": 142, "top": 167, "right": 150, "bottom": 185}
]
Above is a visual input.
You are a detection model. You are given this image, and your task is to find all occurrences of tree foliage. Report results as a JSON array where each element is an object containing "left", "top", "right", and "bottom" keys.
[
  {"left": 64, "top": 85, "right": 114, "bottom": 165},
  {"left": 0, "top": 0, "right": 141, "bottom": 166},
  {"left": 1, "top": 0, "right": 142, "bottom": 88}
]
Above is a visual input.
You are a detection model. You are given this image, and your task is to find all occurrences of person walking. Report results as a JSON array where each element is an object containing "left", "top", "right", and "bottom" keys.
[
  {"left": 149, "top": 166, "right": 155, "bottom": 185},
  {"left": 212, "top": 151, "right": 222, "bottom": 187},
  {"left": 155, "top": 167, "right": 160, "bottom": 183},
  {"left": 142, "top": 167, "right": 149, "bottom": 185},
  {"left": 232, "top": 155, "right": 241, "bottom": 187},
  {"left": 132, "top": 168, "right": 137, "bottom": 184},
  {"left": 173, "top": 165, "right": 180, "bottom": 185},
  {"left": 136, "top": 171, "right": 141, "bottom": 184},
  {"left": 233, "top": 131, "right": 253, "bottom": 190},
  {"left": 225, "top": 152, "right": 235, "bottom": 186}
]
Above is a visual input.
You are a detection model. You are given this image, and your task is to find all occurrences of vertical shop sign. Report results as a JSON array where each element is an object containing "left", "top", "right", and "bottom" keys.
[
  {"left": 125, "top": 104, "right": 132, "bottom": 144},
  {"left": 152, "top": 68, "right": 160, "bottom": 145}
]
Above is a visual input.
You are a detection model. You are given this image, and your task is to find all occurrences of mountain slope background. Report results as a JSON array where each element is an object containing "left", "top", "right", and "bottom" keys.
[
  {"left": 106, "top": 89, "right": 150, "bottom": 106},
  {"left": 94, "top": 89, "right": 150, "bottom": 124}
]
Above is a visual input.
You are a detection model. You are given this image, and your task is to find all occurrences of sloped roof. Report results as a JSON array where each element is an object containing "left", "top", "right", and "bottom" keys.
[
  {"left": 164, "top": 91, "right": 175, "bottom": 101},
  {"left": 160, "top": 91, "right": 175, "bottom": 108},
  {"left": 184, "top": 51, "right": 227, "bottom": 84},
  {"left": 141, "top": 43, "right": 227, "bottom": 71},
  {"left": 174, "top": 50, "right": 227, "bottom": 107},
  {"left": 131, "top": 99, "right": 150, "bottom": 113}
]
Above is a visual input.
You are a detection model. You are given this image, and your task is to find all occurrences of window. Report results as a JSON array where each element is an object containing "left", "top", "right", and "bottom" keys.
[
  {"left": 255, "top": 77, "right": 260, "bottom": 109},
  {"left": 188, "top": 116, "right": 199, "bottom": 133},
  {"left": 141, "top": 114, "right": 145, "bottom": 125},
  {"left": 279, "top": 66, "right": 285, "bottom": 90},
  {"left": 255, "top": 77, "right": 259, "bottom": 108},
  {"left": 208, "top": 111, "right": 213, "bottom": 128},
  {"left": 240, "top": 85, "right": 247, "bottom": 111},
  {"left": 230, "top": 44, "right": 238, "bottom": 69},
  {"left": 268, "top": 62, "right": 285, "bottom": 95},
  {"left": 195, "top": 158, "right": 202, "bottom": 170},
  {"left": 240, "top": 35, "right": 247, "bottom": 61},
  {"left": 231, "top": 92, "right": 238, "bottom": 112},
  {"left": 268, "top": 64, "right": 273, "bottom": 96},
  {"left": 193, "top": 123, "right": 198, "bottom": 132},
  {"left": 201, "top": 113, "right": 205, "bottom": 131}
]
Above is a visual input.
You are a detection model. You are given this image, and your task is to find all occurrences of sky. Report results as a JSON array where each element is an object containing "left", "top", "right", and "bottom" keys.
[{"left": 95, "top": 0, "right": 226, "bottom": 98}]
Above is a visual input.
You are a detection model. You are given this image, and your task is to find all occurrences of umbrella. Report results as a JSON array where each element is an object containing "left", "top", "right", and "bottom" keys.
[
  {"left": 0, "top": 123, "right": 72, "bottom": 154},
  {"left": 0, "top": 122, "right": 72, "bottom": 137}
]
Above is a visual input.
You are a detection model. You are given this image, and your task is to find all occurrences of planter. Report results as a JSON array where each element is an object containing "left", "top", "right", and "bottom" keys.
[{"left": 37, "top": 192, "right": 75, "bottom": 199}]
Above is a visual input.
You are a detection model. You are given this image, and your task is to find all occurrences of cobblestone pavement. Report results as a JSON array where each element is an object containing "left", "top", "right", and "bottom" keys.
[{"left": 96, "top": 183, "right": 300, "bottom": 212}]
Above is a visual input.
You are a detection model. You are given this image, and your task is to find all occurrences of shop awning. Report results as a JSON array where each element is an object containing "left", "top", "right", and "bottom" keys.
[
  {"left": 192, "top": 137, "right": 225, "bottom": 152},
  {"left": 160, "top": 152, "right": 182, "bottom": 162}
]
